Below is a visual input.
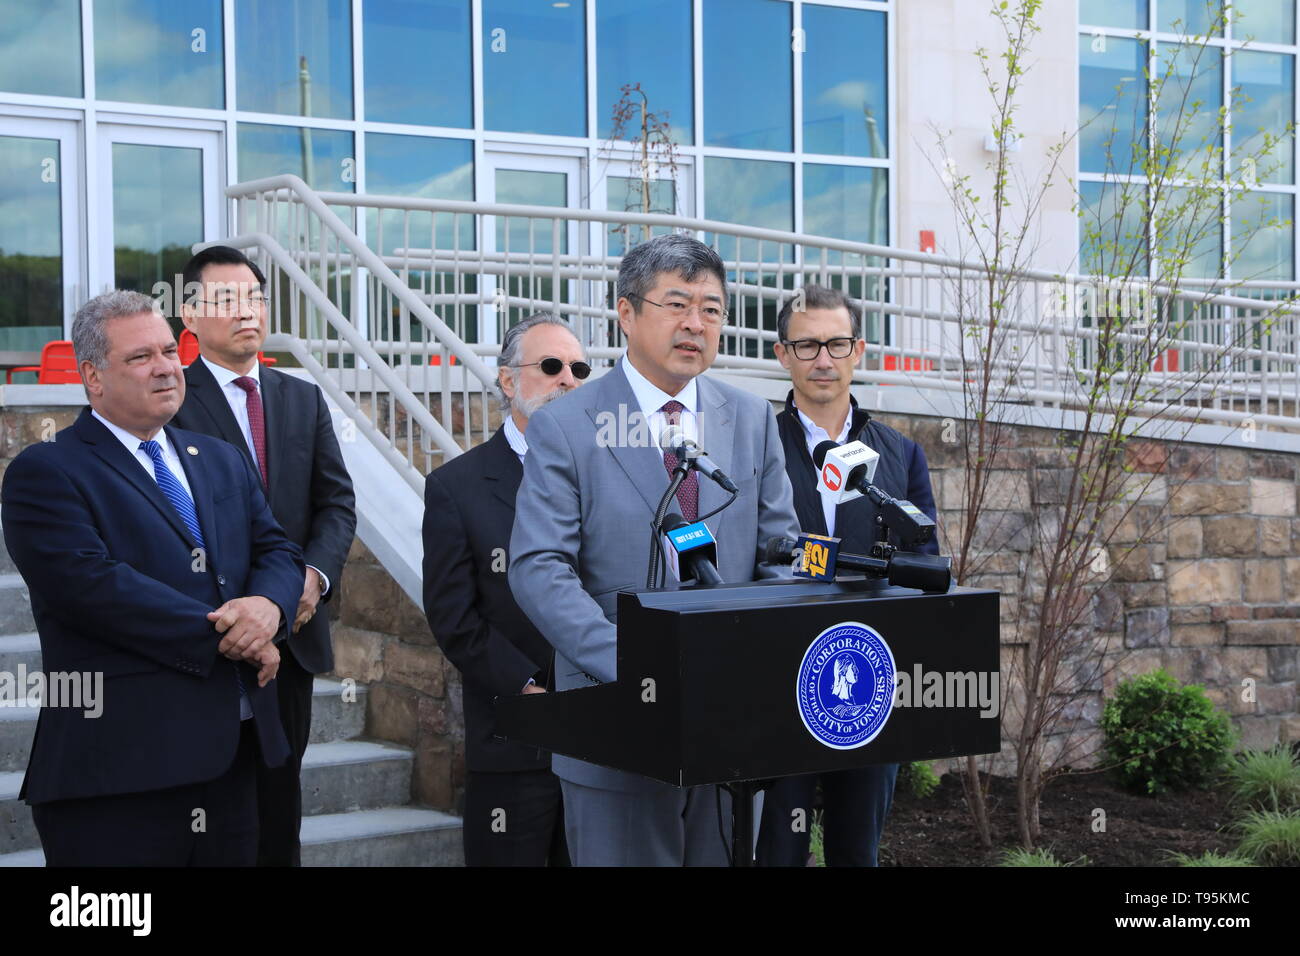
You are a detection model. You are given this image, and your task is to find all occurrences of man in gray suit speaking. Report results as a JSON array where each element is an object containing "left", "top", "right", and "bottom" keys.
[{"left": 509, "top": 234, "right": 800, "bottom": 866}]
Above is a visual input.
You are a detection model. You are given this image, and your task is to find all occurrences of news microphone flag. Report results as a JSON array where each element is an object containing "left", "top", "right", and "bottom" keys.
[
  {"left": 792, "top": 532, "right": 839, "bottom": 581},
  {"left": 815, "top": 440, "right": 881, "bottom": 505},
  {"left": 662, "top": 519, "right": 718, "bottom": 583}
]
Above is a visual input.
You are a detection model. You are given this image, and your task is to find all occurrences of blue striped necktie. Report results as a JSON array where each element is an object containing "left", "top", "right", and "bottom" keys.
[
  {"left": 139, "top": 439, "right": 205, "bottom": 547},
  {"left": 141, "top": 439, "right": 249, "bottom": 708}
]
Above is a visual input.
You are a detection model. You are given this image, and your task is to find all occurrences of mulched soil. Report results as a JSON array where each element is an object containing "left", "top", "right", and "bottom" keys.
[{"left": 881, "top": 770, "right": 1238, "bottom": 866}]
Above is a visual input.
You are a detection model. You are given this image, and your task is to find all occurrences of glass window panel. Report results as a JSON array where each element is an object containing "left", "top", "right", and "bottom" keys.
[
  {"left": 111, "top": 143, "right": 204, "bottom": 294},
  {"left": 1155, "top": 186, "right": 1222, "bottom": 278},
  {"left": 482, "top": 0, "right": 586, "bottom": 136},
  {"left": 0, "top": 136, "right": 64, "bottom": 351},
  {"left": 1233, "top": 50, "right": 1294, "bottom": 186},
  {"left": 236, "top": 0, "right": 353, "bottom": 119},
  {"left": 597, "top": 0, "right": 693, "bottom": 144},
  {"left": 1230, "top": 191, "right": 1293, "bottom": 279},
  {"left": 1079, "top": 35, "right": 1148, "bottom": 176},
  {"left": 237, "top": 122, "right": 355, "bottom": 192},
  {"left": 495, "top": 169, "right": 568, "bottom": 254},
  {"left": 607, "top": 175, "right": 676, "bottom": 256},
  {"left": 95, "top": 0, "right": 223, "bottom": 108},
  {"left": 1157, "top": 42, "right": 1223, "bottom": 180},
  {"left": 1079, "top": 0, "right": 1149, "bottom": 28},
  {"left": 365, "top": 133, "right": 474, "bottom": 254},
  {"left": 803, "top": 5, "right": 888, "bottom": 158},
  {"left": 0, "top": 0, "right": 82, "bottom": 97},
  {"left": 704, "top": 0, "right": 792, "bottom": 151},
  {"left": 1232, "top": 0, "right": 1295, "bottom": 43},
  {"left": 804, "top": 164, "right": 887, "bottom": 245},
  {"left": 704, "top": 157, "right": 792, "bottom": 263},
  {"left": 1159, "top": 0, "right": 1225, "bottom": 36},
  {"left": 364, "top": 0, "right": 471, "bottom": 127},
  {"left": 1080, "top": 180, "right": 1149, "bottom": 275}
]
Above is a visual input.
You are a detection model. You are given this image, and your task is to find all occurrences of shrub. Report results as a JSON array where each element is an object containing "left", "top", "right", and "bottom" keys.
[
  {"left": 1234, "top": 809, "right": 1300, "bottom": 866},
  {"left": 898, "top": 761, "right": 941, "bottom": 799},
  {"left": 1225, "top": 745, "right": 1300, "bottom": 813},
  {"left": 1101, "top": 669, "right": 1234, "bottom": 795},
  {"left": 998, "top": 847, "right": 1087, "bottom": 867},
  {"left": 1164, "top": 850, "right": 1254, "bottom": 867}
]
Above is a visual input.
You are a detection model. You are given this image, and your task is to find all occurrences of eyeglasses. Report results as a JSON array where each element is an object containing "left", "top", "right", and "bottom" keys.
[
  {"left": 512, "top": 357, "right": 592, "bottom": 379},
  {"left": 781, "top": 337, "right": 857, "bottom": 361},
  {"left": 195, "top": 295, "right": 270, "bottom": 316},
  {"left": 630, "top": 294, "right": 728, "bottom": 325}
]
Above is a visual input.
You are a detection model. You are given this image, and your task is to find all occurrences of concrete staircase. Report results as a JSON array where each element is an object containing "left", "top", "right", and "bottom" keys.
[{"left": 0, "top": 534, "right": 463, "bottom": 866}]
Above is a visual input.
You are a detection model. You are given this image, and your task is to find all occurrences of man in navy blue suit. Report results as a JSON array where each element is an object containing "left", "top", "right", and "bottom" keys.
[
  {"left": 756, "top": 284, "right": 940, "bottom": 867},
  {"left": 1, "top": 290, "right": 304, "bottom": 866}
]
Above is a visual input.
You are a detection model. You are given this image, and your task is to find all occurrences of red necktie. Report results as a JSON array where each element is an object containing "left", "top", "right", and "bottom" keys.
[
  {"left": 661, "top": 400, "right": 698, "bottom": 522},
  {"left": 233, "top": 376, "right": 269, "bottom": 487}
]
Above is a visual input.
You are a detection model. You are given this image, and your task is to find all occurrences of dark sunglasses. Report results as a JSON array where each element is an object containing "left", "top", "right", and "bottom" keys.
[{"left": 512, "top": 357, "right": 592, "bottom": 379}]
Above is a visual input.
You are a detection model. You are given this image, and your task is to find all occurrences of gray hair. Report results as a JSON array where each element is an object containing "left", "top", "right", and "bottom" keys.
[
  {"left": 616, "top": 233, "right": 728, "bottom": 310},
  {"left": 72, "top": 290, "right": 161, "bottom": 369},
  {"left": 497, "top": 313, "right": 581, "bottom": 411},
  {"left": 776, "top": 283, "right": 863, "bottom": 342}
]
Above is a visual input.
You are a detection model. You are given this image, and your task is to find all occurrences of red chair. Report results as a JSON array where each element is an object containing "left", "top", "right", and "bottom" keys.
[
  {"left": 6, "top": 340, "right": 81, "bottom": 384},
  {"left": 179, "top": 328, "right": 277, "bottom": 367}
]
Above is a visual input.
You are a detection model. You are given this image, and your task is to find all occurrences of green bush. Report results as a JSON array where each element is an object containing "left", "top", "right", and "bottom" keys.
[
  {"left": 1101, "top": 669, "right": 1234, "bottom": 795},
  {"left": 898, "top": 761, "right": 941, "bottom": 799},
  {"left": 998, "top": 847, "right": 1087, "bottom": 867},
  {"left": 1234, "top": 809, "right": 1300, "bottom": 866},
  {"left": 1225, "top": 745, "right": 1300, "bottom": 812},
  {"left": 1164, "top": 850, "right": 1255, "bottom": 867}
]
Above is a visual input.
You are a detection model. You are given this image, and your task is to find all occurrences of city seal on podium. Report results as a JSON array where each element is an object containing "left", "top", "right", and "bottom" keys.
[{"left": 796, "top": 621, "right": 896, "bottom": 750}]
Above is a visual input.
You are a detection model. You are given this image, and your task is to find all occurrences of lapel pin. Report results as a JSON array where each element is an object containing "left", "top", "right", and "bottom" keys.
[{"left": 187, "top": 446, "right": 199, "bottom": 456}]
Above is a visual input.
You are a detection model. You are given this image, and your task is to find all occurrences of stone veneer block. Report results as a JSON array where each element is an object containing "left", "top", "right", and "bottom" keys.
[{"left": 1250, "top": 478, "right": 1297, "bottom": 517}]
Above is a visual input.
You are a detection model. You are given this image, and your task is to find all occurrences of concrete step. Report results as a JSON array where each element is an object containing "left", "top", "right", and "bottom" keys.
[
  {"left": 0, "top": 770, "right": 36, "bottom": 855},
  {"left": 0, "top": 702, "right": 37, "bottom": 773},
  {"left": 309, "top": 677, "right": 366, "bottom": 745},
  {"left": 301, "top": 806, "right": 463, "bottom": 866},
  {"left": 300, "top": 739, "right": 412, "bottom": 816},
  {"left": 0, "top": 633, "right": 40, "bottom": 674},
  {"left": 0, "top": 576, "right": 34, "bottom": 635},
  {"left": 0, "top": 537, "right": 15, "bottom": 576},
  {"left": 0, "top": 806, "right": 465, "bottom": 867}
]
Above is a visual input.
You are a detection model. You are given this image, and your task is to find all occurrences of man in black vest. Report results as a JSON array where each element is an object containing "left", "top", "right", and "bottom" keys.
[
  {"left": 174, "top": 246, "right": 357, "bottom": 866},
  {"left": 756, "top": 284, "right": 939, "bottom": 867},
  {"left": 422, "top": 313, "right": 585, "bottom": 866}
]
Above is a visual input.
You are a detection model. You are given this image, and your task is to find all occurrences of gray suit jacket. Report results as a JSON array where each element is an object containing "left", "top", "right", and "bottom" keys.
[{"left": 509, "top": 361, "right": 800, "bottom": 793}]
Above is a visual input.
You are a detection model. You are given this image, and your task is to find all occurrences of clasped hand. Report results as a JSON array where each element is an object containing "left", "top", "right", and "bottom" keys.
[{"left": 209, "top": 596, "right": 282, "bottom": 686}]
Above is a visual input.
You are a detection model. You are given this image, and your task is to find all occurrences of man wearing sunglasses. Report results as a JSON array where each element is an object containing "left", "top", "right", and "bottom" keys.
[
  {"left": 508, "top": 234, "right": 800, "bottom": 866},
  {"left": 757, "top": 283, "right": 940, "bottom": 867},
  {"left": 422, "top": 313, "right": 587, "bottom": 866}
]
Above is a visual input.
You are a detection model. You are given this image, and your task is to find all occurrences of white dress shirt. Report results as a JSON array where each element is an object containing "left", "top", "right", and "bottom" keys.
[
  {"left": 621, "top": 353, "right": 700, "bottom": 451},
  {"left": 198, "top": 356, "right": 329, "bottom": 596},
  {"left": 795, "top": 403, "right": 853, "bottom": 537},
  {"left": 91, "top": 410, "right": 194, "bottom": 498},
  {"left": 503, "top": 414, "right": 528, "bottom": 464}
]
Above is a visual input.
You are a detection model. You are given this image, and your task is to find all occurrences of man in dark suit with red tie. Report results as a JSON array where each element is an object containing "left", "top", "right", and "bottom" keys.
[
  {"left": 173, "top": 245, "right": 356, "bottom": 866},
  {"left": 421, "top": 313, "right": 586, "bottom": 866},
  {"left": 1, "top": 290, "right": 304, "bottom": 866}
]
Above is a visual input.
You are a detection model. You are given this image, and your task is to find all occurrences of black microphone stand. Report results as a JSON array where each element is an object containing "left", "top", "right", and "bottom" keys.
[{"left": 646, "top": 462, "right": 690, "bottom": 589}]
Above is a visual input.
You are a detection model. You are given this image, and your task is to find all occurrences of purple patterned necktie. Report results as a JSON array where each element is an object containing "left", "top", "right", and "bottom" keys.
[
  {"left": 233, "top": 376, "right": 269, "bottom": 487},
  {"left": 661, "top": 400, "right": 699, "bottom": 522}
]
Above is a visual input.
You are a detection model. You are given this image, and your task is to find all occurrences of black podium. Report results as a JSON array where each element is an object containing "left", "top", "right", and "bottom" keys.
[{"left": 496, "top": 576, "right": 1000, "bottom": 864}]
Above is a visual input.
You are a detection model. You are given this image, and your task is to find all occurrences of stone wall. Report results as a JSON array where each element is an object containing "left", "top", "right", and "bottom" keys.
[{"left": 867, "top": 411, "right": 1299, "bottom": 773}]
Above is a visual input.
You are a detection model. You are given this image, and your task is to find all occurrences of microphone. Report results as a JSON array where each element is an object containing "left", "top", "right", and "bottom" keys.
[
  {"left": 658, "top": 426, "right": 740, "bottom": 494},
  {"left": 762, "top": 535, "right": 951, "bottom": 592},
  {"left": 660, "top": 513, "right": 723, "bottom": 586},
  {"left": 812, "top": 440, "right": 936, "bottom": 547}
]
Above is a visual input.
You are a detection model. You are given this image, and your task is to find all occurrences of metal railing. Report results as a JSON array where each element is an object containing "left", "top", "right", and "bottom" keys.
[{"left": 223, "top": 174, "right": 1300, "bottom": 476}]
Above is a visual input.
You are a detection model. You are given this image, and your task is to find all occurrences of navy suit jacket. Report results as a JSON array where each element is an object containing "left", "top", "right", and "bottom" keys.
[
  {"left": 1, "top": 408, "right": 304, "bottom": 805},
  {"left": 173, "top": 359, "right": 356, "bottom": 675}
]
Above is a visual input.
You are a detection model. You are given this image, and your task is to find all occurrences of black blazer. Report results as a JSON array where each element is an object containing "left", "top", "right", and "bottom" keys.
[
  {"left": 422, "top": 428, "right": 553, "bottom": 773},
  {"left": 1, "top": 409, "right": 304, "bottom": 805},
  {"left": 173, "top": 359, "right": 356, "bottom": 675},
  {"left": 776, "top": 391, "right": 941, "bottom": 557}
]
